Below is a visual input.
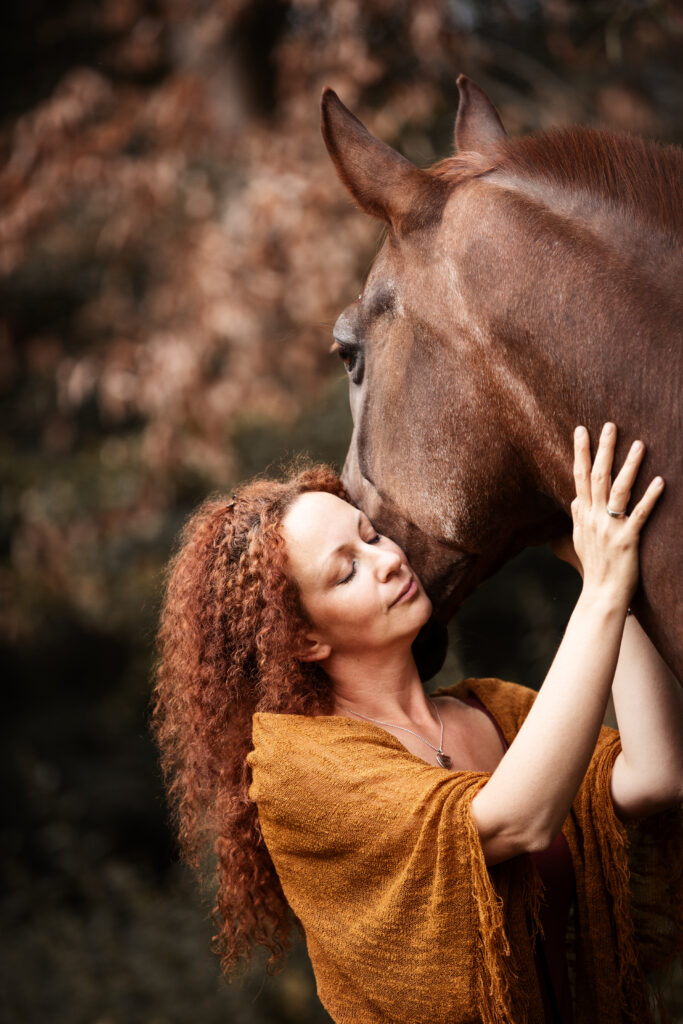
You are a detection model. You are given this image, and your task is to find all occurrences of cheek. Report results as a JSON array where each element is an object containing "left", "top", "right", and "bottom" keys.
[
  {"left": 325, "top": 585, "right": 382, "bottom": 632},
  {"left": 338, "top": 586, "right": 378, "bottom": 620}
]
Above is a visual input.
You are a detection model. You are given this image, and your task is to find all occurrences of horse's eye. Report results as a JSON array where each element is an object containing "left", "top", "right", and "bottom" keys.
[{"left": 338, "top": 346, "right": 357, "bottom": 373}]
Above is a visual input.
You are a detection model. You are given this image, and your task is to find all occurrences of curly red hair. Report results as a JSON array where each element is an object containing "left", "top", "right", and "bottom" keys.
[{"left": 150, "top": 461, "right": 349, "bottom": 978}]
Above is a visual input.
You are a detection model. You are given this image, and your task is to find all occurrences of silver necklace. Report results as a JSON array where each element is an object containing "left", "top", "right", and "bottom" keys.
[{"left": 344, "top": 698, "right": 452, "bottom": 769}]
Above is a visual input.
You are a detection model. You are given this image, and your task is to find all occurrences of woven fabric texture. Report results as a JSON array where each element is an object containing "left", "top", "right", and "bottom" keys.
[{"left": 247, "top": 677, "right": 682, "bottom": 1024}]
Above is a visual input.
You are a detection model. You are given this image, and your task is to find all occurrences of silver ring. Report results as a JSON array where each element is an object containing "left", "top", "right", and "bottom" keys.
[{"left": 606, "top": 504, "right": 628, "bottom": 518}]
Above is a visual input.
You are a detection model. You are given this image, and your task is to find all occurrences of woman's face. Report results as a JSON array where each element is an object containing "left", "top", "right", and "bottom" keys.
[{"left": 281, "top": 491, "right": 432, "bottom": 662}]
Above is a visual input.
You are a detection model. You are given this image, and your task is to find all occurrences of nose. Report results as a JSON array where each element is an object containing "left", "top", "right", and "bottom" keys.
[{"left": 375, "top": 543, "right": 403, "bottom": 582}]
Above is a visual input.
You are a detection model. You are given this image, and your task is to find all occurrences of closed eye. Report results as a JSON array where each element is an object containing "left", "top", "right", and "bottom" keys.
[
  {"left": 338, "top": 560, "right": 357, "bottom": 585},
  {"left": 336, "top": 534, "right": 381, "bottom": 584}
]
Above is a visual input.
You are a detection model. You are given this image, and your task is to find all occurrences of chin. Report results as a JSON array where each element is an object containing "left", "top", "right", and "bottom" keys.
[
  {"left": 405, "top": 594, "right": 432, "bottom": 640},
  {"left": 416, "top": 589, "right": 432, "bottom": 623}
]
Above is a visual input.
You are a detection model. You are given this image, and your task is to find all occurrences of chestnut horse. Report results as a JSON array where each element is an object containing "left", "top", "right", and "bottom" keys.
[{"left": 321, "top": 75, "right": 682, "bottom": 681}]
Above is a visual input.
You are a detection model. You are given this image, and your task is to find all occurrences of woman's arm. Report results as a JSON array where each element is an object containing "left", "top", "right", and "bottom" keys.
[
  {"left": 471, "top": 424, "right": 665, "bottom": 866},
  {"left": 609, "top": 614, "right": 683, "bottom": 818},
  {"left": 551, "top": 527, "right": 683, "bottom": 820},
  {"left": 472, "top": 589, "right": 630, "bottom": 865}
]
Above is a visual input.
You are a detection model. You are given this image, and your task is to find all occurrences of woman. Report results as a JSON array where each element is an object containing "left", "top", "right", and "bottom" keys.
[{"left": 151, "top": 423, "right": 683, "bottom": 1024}]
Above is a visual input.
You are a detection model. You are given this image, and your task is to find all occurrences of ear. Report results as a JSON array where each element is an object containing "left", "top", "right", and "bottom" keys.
[
  {"left": 298, "top": 634, "right": 332, "bottom": 664},
  {"left": 321, "top": 87, "right": 448, "bottom": 233},
  {"left": 454, "top": 74, "right": 507, "bottom": 154}
]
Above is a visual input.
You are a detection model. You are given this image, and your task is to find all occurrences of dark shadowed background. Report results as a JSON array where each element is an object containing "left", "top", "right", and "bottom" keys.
[{"left": 1, "top": 1, "right": 682, "bottom": 1021}]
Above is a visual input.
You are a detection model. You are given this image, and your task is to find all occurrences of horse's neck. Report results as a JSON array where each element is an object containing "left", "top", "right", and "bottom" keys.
[
  {"left": 480, "top": 297, "right": 679, "bottom": 516},
  {"left": 469, "top": 180, "right": 681, "bottom": 512}
]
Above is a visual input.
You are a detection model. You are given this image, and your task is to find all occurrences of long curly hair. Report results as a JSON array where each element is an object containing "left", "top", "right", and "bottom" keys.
[{"left": 150, "top": 461, "right": 349, "bottom": 978}]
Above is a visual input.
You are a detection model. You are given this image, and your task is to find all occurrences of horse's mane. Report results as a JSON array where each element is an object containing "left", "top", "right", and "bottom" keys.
[{"left": 432, "top": 126, "right": 683, "bottom": 235}]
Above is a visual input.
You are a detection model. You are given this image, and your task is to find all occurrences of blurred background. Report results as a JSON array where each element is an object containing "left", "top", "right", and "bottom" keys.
[{"left": 1, "top": 1, "right": 681, "bottom": 1021}]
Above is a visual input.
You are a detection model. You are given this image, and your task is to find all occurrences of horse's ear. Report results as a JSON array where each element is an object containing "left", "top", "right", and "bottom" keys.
[
  {"left": 454, "top": 75, "right": 507, "bottom": 154},
  {"left": 321, "top": 87, "right": 446, "bottom": 232}
]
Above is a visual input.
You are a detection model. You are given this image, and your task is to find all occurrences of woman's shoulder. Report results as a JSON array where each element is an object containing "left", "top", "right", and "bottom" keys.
[
  {"left": 251, "top": 708, "right": 372, "bottom": 742},
  {"left": 249, "top": 707, "right": 410, "bottom": 774},
  {"left": 431, "top": 677, "right": 539, "bottom": 738},
  {"left": 249, "top": 708, "right": 333, "bottom": 757}
]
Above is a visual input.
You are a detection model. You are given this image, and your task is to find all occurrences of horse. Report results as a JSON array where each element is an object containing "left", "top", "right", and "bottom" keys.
[{"left": 320, "top": 75, "right": 682, "bottom": 682}]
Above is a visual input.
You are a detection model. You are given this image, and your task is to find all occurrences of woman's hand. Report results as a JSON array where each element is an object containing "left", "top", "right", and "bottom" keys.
[{"left": 570, "top": 423, "right": 664, "bottom": 610}]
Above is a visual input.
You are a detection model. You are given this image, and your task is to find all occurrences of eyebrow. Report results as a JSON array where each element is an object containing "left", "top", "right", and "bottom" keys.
[{"left": 322, "top": 510, "right": 368, "bottom": 578}]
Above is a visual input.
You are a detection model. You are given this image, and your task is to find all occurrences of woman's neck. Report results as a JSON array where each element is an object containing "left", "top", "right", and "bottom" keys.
[{"left": 327, "top": 648, "right": 435, "bottom": 728}]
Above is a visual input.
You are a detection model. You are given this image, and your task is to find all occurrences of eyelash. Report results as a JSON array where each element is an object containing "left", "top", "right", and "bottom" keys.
[{"left": 338, "top": 534, "right": 380, "bottom": 584}]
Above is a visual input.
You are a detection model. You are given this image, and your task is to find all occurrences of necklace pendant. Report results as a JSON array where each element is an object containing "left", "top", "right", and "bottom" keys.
[{"left": 436, "top": 751, "right": 452, "bottom": 770}]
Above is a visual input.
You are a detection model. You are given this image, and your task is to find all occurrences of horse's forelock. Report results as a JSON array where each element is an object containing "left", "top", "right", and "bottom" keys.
[{"left": 429, "top": 152, "right": 496, "bottom": 184}]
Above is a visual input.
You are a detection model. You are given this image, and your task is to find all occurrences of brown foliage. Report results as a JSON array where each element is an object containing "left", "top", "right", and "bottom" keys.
[{"left": 2, "top": 0, "right": 682, "bottom": 643}]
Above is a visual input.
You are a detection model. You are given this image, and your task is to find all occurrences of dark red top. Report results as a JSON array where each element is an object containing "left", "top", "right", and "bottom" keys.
[{"left": 459, "top": 692, "right": 576, "bottom": 1024}]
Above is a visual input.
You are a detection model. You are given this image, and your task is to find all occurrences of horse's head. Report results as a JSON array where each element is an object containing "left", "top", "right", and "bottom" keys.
[
  {"left": 321, "top": 77, "right": 566, "bottom": 619},
  {"left": 321, "top": 76, "right": 683, "bottom": 679}
]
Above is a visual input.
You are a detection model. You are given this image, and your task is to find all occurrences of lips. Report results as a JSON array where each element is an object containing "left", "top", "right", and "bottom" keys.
[{"left": 391, "top": 576, "right": 417, "bottom": 607}]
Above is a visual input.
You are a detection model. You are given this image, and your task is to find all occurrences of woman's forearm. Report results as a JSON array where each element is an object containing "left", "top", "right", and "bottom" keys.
[
  {"left": 473, "top": 586, "right": 627, "bottom": 848},
  {"left": 610, "top": 614, "right": 683, "bottom": 797},
  {"left": 472, "top": 422, "right": 666, "bottom": 855},
  {"left": 549, "top": 542, "right": 683, "bottom": 801}
]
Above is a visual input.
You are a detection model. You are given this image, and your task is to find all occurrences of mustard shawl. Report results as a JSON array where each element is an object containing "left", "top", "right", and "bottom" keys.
[{"left": 247, "top": 677, "right": 682, "bottom": 1024}]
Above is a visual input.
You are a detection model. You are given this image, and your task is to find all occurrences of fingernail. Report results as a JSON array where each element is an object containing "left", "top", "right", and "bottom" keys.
[
  {"left": 632, "top": 440, "right": 643, "bottom": 452},
  {"left": 655, "top": 476, "right": 664, "bottom": 486},
  {"left": 603, "top": 422, "right": 615, "bottom": 435},
  {"left": 575, "top": 426, "right": 585, "bottom": 438}
]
